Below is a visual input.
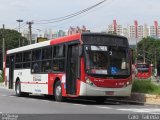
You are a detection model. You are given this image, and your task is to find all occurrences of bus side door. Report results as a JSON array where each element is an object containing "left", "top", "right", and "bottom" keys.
[
  {"left": 66, "top": 43, "right": 79, "bottom": 95},
  {"left": 9, "top": 55, "right": 15, "bottom": 89}
]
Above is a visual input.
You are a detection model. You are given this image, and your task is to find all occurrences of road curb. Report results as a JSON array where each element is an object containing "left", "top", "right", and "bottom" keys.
[
  {"left": 108, "top": 93, "right": 160, "bottom": 105},
  {"left": 129, "top": 93, "right": 160, "bottom": 105}
]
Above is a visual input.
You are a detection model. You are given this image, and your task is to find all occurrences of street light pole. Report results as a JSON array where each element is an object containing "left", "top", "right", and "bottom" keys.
[
  {"left": 36, "top": 29, "right": 42, "bottom": 37},
  {"left": 16, "top": 19, "right": 23, "bottom": 47},
  {"left": 26, "top": 21, "right": 34, "bottom": 45},
  {"left": 2, "top": 24, "right": 5, "bottom": 71}
]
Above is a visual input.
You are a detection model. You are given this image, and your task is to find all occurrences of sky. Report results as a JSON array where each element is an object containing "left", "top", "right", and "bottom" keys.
[{"left": 0, "top": 0, "right": 160, "bottom": 32}]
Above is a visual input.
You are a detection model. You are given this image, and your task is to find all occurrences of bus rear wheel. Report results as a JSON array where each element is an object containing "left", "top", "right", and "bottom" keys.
[
  {"left": 15, "top": 81, "right": 29, "bottom": 97},
  {"left": 54, "top": 81, "right": 64, "bottom": 102}
]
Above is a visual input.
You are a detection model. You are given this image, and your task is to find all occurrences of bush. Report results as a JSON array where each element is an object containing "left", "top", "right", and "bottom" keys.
[
  {"left": 132, "top": 79, "right": 160, "bottom": 95},
  {"left": 0, "top": 70, "right": 4, "bottom": 83}
]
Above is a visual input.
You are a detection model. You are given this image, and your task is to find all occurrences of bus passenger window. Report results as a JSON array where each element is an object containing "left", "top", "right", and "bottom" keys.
[
  {"left": 23, "top": 51, "right": 31, "bottom": 68},
  {"left": 42, "top": 47, "right": 52, "bottom": 59},
  {"left": 41, "top": 61, "right": 52, "bottom": 73},
  {"left": 32, "top": 49, "right": 42, "bottom": 61},
  {"left": 32, "top": 62, "right": 40, "bottom": 73},
  {"left": 53, "top": 45, "right": 65, "bottom": 57},
  {"left": 53, "top": 60, "right": 64, "bottom": 72}
]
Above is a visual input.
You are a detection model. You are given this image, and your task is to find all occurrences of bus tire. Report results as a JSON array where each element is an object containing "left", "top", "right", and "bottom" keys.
[
  {"left": 15, "top": 81, "right": 29, "bottom": 97},
  {"left": 54, "top": 81, "right": 64, "bottom": 102}
]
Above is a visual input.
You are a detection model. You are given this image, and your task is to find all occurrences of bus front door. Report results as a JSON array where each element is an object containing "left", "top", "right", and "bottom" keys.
[
  {"left": 9, "top": 55, "right": 14, "bottom": 89},
  {"left": 66, "top": 44, "right": 79, "bottom": 95}
]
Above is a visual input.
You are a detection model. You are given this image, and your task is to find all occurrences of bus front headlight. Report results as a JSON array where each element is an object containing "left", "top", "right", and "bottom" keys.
[{"left": 85, "top": 77, "right": 95, "bottom": 86}]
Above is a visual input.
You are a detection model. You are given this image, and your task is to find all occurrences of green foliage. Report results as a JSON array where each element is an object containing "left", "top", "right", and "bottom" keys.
[
  {"left": 0, "top": 70, "right": 3, "bottom": 83},
  {"left": 0, "top": 29, "right": 28, "bottom": 50},
  {"left": 0, "top": 28, "right": 28, "bottom": 70},
  {"left": 132, "top": 80, "right": 160, "bottom": 95},
  {"left": 134, "top": 37, "right": 160, "bottom": 64}
]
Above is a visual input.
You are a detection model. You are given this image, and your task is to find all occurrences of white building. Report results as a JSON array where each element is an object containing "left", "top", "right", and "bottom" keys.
[
  {"left": 143, "top": 24, "right": 149, "bottom": 38},
  {"left": 108, "top": 24, "right": 123, "bottom": 35},
  {"left": 149, "top": 26, "right": 160, "bottom": 38},
  {"left": 138, "top": 25, "right": 144, "bottom": 39},
  {"left": 44, "top": 29, "right": 66, "bottom": 40},
  {"left": 128, "top": 25, "right": 144, "bottom": 39}
]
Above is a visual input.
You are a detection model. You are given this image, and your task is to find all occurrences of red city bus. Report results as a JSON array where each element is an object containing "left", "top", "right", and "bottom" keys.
[
  {"left": 135, "top": 63, "right": 152, "bottom": 79},
  {"left": 5, "top": 33, "right": 132, "bottom": 103}
]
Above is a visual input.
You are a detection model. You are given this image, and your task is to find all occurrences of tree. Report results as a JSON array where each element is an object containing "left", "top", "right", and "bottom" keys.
[
  {"left": 0, "top": 28, "right": 28, "bottom": 70},
  {"left": 133, "top": 37, "right": 160, "bottom": 65}
]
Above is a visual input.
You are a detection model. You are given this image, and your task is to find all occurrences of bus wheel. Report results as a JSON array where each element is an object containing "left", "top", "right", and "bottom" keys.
[
  {"left": 95, "top": 97, "right": 106, "bottom": 104},
  {"left": 15, "top": 81, "right": 23, "bottom": 97},
  {"left": 15, "top": 81, "right": 29, "bottom": 97},
  {"left": 54, "top": 81, "right": 64, "bottom": 102}
]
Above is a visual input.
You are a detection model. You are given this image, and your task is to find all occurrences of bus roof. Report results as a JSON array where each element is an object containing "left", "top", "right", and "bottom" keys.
[
  {"left": 7, "top": 34, "right": 81, "bottom": 54},
  {"left": 7, "top": 32, "right": 127, "bottom": 54},
  {"left": 7, "top": 40, "right": 51, "bottom": 54},
  {"left": 81, "top": 32, "right": 127, "bottom": 39}
]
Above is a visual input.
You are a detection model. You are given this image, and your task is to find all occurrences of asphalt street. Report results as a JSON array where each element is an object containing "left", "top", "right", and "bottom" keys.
[{"left": 0, "top": 86, "right": 160, "bottom": 120}]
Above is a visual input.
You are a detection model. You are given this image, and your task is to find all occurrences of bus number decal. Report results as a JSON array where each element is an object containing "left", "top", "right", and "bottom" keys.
[
  {"left": 33, "top": 75, "right": 41, "bottom": 81},
  {"left": 109, "top": 51, "right": 112, "bottom": 55}
]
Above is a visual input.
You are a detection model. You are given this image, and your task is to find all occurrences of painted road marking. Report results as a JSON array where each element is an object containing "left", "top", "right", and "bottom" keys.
[
  {"left": 96, "top": 106, "right": 112, "bottom": 109},
  {"left": 117, "top": 108, "right": 160, "bottom": 113},
  {"left": 1, "top": 95, "right": 7, "bottom": 97},
  {"left": 152, "top": 113, "right": 160, "bottom": 114},
  {"left": 9, "top": 96, "right": 16, "bottom": 98},
  {"left": 72, "top": 104, "right": 87, "bottom": 107}
]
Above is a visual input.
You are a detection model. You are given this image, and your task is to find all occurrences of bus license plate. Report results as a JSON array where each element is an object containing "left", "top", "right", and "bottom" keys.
[{"left": 105, "top": 91, "right": 114, "bottom": 95}]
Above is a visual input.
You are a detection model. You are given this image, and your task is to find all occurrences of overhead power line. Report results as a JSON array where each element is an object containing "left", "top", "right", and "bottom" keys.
[
  {"left": 34, "top": 0, "right": 107, "bottom": 24},
  {"left": 13, "top": 22, "right": 26, "bottom": 31},
  {"left": 13, "top": 0, "right": 107, "bottom": 31}
]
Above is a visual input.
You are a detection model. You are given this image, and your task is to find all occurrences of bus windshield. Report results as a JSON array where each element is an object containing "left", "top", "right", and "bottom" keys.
[
  {"left": 137, "top": 64, "right": 149, "bottom": 73},
  {"left": 84, "top": 45, "right": 130, "bottom": 77}
]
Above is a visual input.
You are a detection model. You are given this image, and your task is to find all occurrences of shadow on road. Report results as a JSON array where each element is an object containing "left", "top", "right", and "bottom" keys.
[{"left": 10, "top": 93, "right": 144, "bottom": 106}]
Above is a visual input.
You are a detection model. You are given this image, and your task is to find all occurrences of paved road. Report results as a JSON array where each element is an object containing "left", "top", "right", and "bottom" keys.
[{"left": 0, "top": 86, "right": 160, "bottom": 120}]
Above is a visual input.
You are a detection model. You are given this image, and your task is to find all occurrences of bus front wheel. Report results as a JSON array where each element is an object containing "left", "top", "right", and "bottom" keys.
[{"left": 54, "top": 81, "right": 64, "bottom": 102}]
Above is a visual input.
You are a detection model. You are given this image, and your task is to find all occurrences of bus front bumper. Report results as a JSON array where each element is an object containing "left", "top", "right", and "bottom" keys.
[{"left": 79, "top": 82, "right": 132, "bottom": 97}]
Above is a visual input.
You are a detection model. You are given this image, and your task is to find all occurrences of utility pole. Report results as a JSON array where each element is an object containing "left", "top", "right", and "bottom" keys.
[
  {"left": 154, "top": 49, "right": 157, "bottom": 76},
  {"left": 16, "top": 19, "right": 23, "bottom": 47},
  {"left": 26, "top": 21, "right": 34, "bottom": 45},
  {"left": 2, "top": 24, "right": 5, "bottom": 70},
  {"left": 134, "top": 20, "right": 138, "bottom": 64},
  {"left": 143, "top": 49, "right": 146, "bottom": 63},
  {"left": 143, "top": 43, "right": 145, "bottom": 63}
]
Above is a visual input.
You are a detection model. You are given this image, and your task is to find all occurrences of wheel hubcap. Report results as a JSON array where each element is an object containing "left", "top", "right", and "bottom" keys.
[
  {"left": 56, "top": 85, "right": 61, "bottom": 96},
  {"left": 16, "top": 84, "right": 20, "bottom": 94}
]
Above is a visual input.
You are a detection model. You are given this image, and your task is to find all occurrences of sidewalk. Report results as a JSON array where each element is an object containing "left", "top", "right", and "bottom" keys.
[
  {"left": 0, "top": 82, "right": 5, "bottom": 88},
  {"left": 151, "top": 76, "right": 160, "bottom": 85}
]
